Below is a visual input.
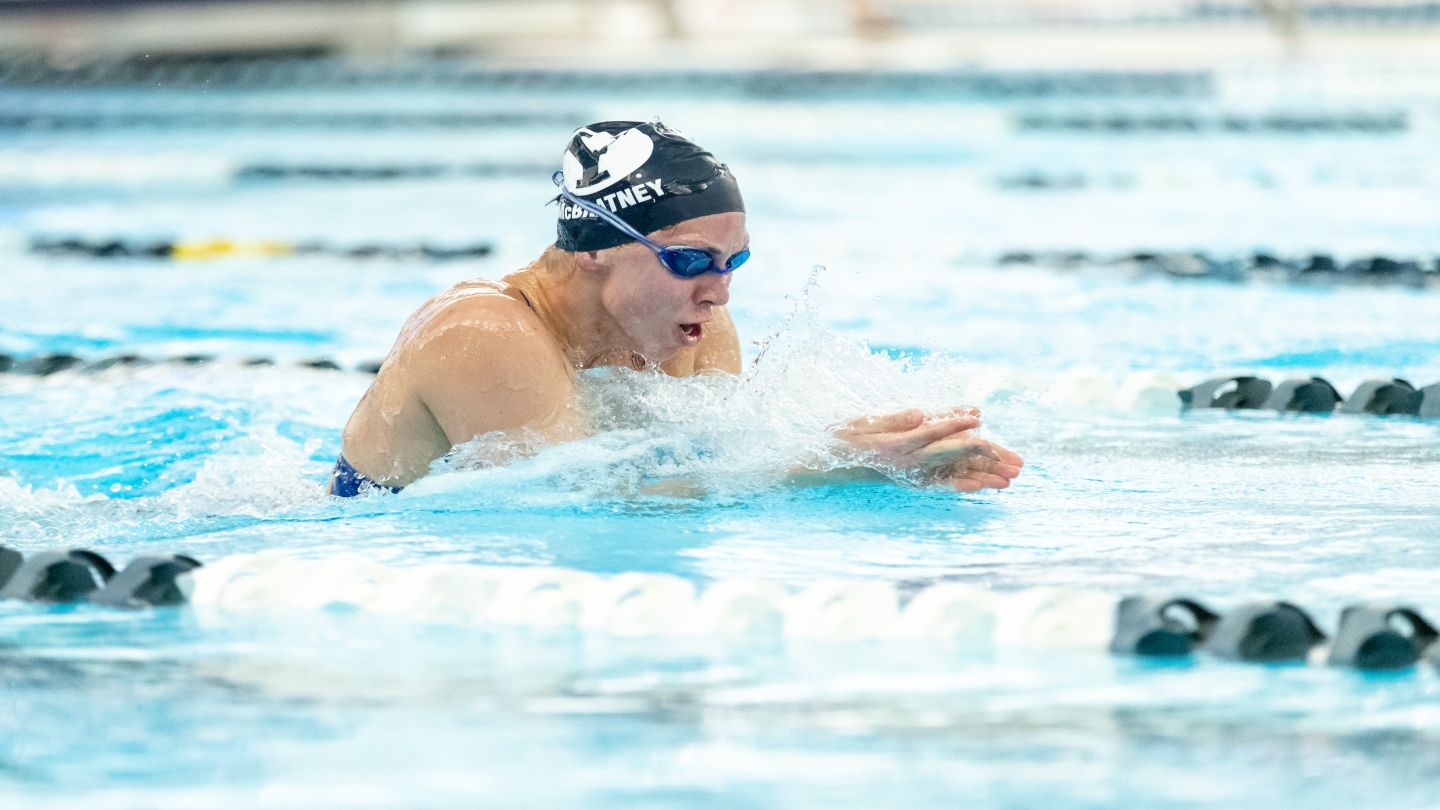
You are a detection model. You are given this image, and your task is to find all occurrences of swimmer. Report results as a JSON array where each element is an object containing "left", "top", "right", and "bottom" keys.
[{"left": 331, "top": 121, "right": 1023, "bottom": 497}]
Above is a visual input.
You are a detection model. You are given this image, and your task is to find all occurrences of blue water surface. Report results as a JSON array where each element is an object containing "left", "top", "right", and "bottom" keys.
[{"left": 2, "top": 70, "right": 1440, "bottom": 809}]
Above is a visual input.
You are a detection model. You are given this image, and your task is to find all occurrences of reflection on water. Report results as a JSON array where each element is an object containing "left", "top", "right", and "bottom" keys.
[{"left": 2, "top": 604, "right": 1440, "bottom": 809}]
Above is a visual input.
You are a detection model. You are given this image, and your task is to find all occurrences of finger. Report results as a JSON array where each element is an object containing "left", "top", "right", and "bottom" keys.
[
  {"left": 960, "top": 461, "right": 1022, "bottom": 480},
  {"left": 955, "top": 454, "right": 1022, "bottom": 479},
  {"left": 838, "top": 408, "right": 924, "bottom": 437},
  {"left": 932, "top": 439, "right": 1023, "bottom": 473},
  {"left": 991, "top": 445, "right": 1025, "bottom": 467},
  {"left": 913, "top": 435, "right": 1001, "bottom": 464},
  {"left": 946, "top": 471, "right": 1011, "bottom": 491},
  {"left": 943, "top": 470, "right": 1012, "bottom": 490},
  {"left": 890, "top": 416, "right": 982, "bottom": 454}
]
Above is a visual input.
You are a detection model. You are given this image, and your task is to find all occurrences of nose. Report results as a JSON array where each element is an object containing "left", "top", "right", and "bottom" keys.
[{"left": 695, "top": 272, "right": 730, "bottom": 307}]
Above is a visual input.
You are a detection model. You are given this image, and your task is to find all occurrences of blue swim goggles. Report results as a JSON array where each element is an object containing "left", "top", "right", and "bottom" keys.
[{"left": 552, "top": 171, "right": 750, "bottom": 279}]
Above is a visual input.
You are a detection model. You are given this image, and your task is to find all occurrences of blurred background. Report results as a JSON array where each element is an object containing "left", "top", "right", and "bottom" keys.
[
  {"left": 5, "top": 0, "right": 1440, "bottom": 67},
  {"left": 4, "top": 0, "right": 1440, "bottom": 69},
  {"left": 3, "top": 0, "right": 1439, "bottom": 368}
]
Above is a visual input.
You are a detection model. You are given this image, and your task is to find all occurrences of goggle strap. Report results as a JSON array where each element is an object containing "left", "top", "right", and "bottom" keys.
[
  {"left": 552, "top": 172, "right": 664, "bottom": 253},
  {"left": 552, "top": 171, "right": 741, "bottom": 278}
]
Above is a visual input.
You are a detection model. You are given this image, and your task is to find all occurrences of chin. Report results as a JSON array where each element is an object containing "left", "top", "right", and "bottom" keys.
[
  {"left": 647, "top": 345, "right": 683, "bottom": 365},
  {"left": 638, "top": 326, "right": 694, "bottom": 364}
]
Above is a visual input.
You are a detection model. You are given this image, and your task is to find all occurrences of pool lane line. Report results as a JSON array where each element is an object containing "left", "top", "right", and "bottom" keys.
[
  {"left": 0, "top": 352, "right": 383, "bottom": 376},
  {"left": 0, "top": 61, "right": 1215, "bottom": 97},
  {"left": 27, "top": 237, "right": 494, "bottom": 262},
  {"left": 2, "top": 357, "right": 1438, "bottom": 416},
  {"left": 22, "top": 239, "right": 1439, "bottom": 289},
  {"left": 998, "top": 251, "right": 1440, "bottom": 287},
  {"left": 1, "top": 546, "right": 1435, "bottom": 672}
]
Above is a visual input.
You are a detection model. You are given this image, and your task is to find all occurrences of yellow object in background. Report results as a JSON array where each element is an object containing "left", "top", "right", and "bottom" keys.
[{"left": 171, "top": 240, "right": 293, "bottom": 261}]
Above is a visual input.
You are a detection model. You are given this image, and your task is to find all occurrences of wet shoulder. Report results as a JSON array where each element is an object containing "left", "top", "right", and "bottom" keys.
[{"left": 400, "top": 279, "right": 549, "bottom": 351}]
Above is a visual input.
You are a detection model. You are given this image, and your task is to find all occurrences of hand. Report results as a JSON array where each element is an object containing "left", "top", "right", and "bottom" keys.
[
  {"left": 930, "top": 436, "right": 1025, "bottom": 492},
  {"left": 833, "top": 408, "right": 1024, "bottom": 492}
]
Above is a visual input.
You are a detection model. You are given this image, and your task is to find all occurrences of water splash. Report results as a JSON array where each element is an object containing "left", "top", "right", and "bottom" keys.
[{"left": 408, "top": 284, "right": 996, "bottom": 503}]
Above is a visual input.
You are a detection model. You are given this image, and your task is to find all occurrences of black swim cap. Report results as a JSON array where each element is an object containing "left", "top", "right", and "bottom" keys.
[{"left": 555, "top": 121, "right": 745, "bottom": 252}]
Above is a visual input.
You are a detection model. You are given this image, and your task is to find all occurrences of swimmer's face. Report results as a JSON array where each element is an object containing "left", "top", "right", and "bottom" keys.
[{"left": 585, "top": 212, "right": 747, "bottom": 363}]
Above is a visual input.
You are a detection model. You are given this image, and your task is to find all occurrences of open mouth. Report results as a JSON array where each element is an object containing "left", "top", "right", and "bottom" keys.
[{"left": 679, "top": 323, "right": 703, "bottom": 342}]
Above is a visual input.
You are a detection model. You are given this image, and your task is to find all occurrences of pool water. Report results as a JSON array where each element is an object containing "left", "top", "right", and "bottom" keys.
[{"left": 3, "top": 65, "right": 1440, "bottom": 808}]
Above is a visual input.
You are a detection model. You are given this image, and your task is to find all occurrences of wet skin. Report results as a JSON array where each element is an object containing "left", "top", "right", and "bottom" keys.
[{"left": 337, "top": 211, "right": 1024, "bottom": 492}]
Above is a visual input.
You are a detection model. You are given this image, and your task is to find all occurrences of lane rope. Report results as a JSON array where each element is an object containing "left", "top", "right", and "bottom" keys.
[
  {"left": 25, "top": 237, "right": 493, "bottom": 262},
  {"left": 0, "top": 547, "right": 1435, "bottom": 671},
  {"left": 999, "top": 251, "right": 1440, "bottom": 287},
  {"left": 2, "top": 356, "right": 1437, "bottom": 416}
]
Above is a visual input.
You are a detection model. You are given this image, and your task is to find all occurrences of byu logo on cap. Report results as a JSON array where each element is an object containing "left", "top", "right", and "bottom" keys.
[{"left": 562, "top": 126, "right": 654, "bottom": 197}]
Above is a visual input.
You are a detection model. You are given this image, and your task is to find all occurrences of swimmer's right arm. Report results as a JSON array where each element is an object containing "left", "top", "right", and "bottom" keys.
[{"left": 411, "top": 295, "right": 584, "bottom": 452}]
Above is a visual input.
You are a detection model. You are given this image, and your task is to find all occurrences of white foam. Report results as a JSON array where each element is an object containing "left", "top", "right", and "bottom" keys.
[{"left": 969, "top": 370, "right": 1046, "bottom": 406}]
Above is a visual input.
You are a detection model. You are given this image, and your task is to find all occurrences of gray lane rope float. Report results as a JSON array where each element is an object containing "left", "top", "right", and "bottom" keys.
[
  {"left": 2, "top": 354, "right": 1437, "bottom": 418},
  {"left": 0, "top": 353, "right": 379, "bottom": 375},
  {"left": 25, "top": 237, "right": 494, "bottom": 262},
  {"left": 1180, "top": 375, "right": 1440, "bottom": 417},
  {"left": 19, "top": 239, "right": 1439, "bottom": 290},
  {"left": 1012, "top": 112, "right": 1409, "bottom": 133},
  {"left": 999, "top": 251, "right": 1440, "bottom": 287},
  {"left": 0, "top": 546, "right": 1435, "bottom": 672},
  {"left": 965, "top": 371, "right": 1440, "bottom": 417},
  {"left": 0, "top": 59, "right": 1213, "bottom": 97},
  {"left": 0, "top": 114, "right": 582, "bottom": 131},
  {"left": 0, "top": 158, "right": 529, "bottom": 188}
]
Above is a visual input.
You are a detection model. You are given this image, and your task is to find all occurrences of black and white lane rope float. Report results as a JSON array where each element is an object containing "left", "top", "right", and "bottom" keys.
[
  {"left": 26, "top": 236, "right": 493, "bottom": 262},
  {"left": 0, "top": 352, "right": 379, "bottom": 375},
  {"left": 0, "top": 546, "right": 199, "bottom": 608},
  {"left": 999, "top": 251, "right": 1440, "bottom": 288},
  {"left": 1180, "top": 375, "right": 1440, "bottom": 417},
  {"left": 1, "top": 546, "right": 1438, "bottom": 673}
]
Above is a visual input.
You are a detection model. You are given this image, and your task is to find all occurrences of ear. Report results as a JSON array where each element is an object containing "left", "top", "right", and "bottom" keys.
[{"left": 573, "top": 250, "right": 604, "bottom": 273}]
